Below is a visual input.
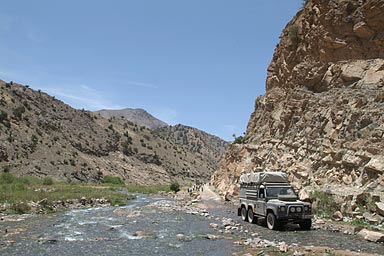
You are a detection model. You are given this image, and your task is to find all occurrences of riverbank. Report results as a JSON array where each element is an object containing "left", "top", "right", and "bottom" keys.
[
  {"left": 168, "top": 185, "right": 384, "bottom": 256},
  {"left": 1, "top": 184, "right": 383, "bottom": 255},
  {"left": 0, "top": 173, "right": 178, "bottom": 215}
]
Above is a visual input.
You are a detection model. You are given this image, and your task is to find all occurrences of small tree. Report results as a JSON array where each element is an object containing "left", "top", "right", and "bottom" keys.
[
  {"left": 0, "top": 111, "right": 8, "bottom": 122},
  {"left": 288, "top": 25, "right": 299, "bottom": 45},
  {"left": 232, "top": 134, "right": 246, "bottom": 144},
  {"left": 12, "top": 106, "right": 26, "bottom": 120},
  {"left": 42, "top": 176, "right": 54, "bottom": 185},
  {"left": 170, "top": 182, "right": 180, "bottom": 193}
]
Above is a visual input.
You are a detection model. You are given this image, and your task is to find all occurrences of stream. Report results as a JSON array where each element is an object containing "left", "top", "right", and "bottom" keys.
[
  {"left": 0, "top": 194, "right": 237, "bottom": 256},
  {"left": 1, "top": 194, "right": 383, "bottom": 255}
]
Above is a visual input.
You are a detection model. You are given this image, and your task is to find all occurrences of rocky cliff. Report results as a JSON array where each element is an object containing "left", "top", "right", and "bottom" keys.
[
  {"left": 213, "top": 0, "right": 384, "bottom": 215},
  {"left": 0, "top": 80, "right": 227, "bottom": 185}
]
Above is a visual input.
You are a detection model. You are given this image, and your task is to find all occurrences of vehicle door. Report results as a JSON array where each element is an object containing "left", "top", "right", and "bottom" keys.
[{"left": 255, "top": 187, "right": 266, "bottom": 216}]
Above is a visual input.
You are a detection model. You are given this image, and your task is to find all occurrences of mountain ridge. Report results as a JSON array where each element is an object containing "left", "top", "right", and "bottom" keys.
[
  {"left": 0, "top": 80, "right": 227, "bottom": 185},
  {"left": 95, "top": 108, "right": 168, "bottom": 130}
]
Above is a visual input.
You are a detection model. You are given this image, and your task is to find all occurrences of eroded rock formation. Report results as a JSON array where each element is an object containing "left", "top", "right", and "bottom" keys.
[{"left": 213, "top": 0, "right": 384, "bottom": 215}]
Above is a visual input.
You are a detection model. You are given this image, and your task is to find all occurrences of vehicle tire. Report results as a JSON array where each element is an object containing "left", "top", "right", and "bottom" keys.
[
  {"left": 247, "top": 208, "right": 257, "bottom": 224},
  {"left": 241, "top": 206, "right": 248, "bottom": 222},
  {"left": 266, "top": 212, "right": 279, "bottom": 230},
  {"left": 299, "top": 219, "right": 312, "bottom": 230}
]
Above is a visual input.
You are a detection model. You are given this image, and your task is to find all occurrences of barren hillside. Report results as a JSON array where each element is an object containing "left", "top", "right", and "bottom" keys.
[{"left": 0, "top": 80, "right": 227, "bottom": 185}]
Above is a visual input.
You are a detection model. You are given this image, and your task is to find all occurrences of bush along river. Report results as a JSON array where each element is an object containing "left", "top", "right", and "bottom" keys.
[{"left": 0, "top": 188, "right": 383, "bottom": 256}]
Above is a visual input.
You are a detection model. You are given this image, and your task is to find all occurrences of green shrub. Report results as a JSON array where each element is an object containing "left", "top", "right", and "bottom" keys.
[
  {"left": 0, "top": 173, "right": 15, "bottom": 184},
  {"left": 42, "top": 177, "right": 54, "bottom": 185},
  {"left": 69, "top": 159, "right": 76, "bottom": 166},
  {"left": 110, "top": 198, "right": 126, "bottom": 206},
  {"left": 12, "top": 106, "right": 26, "bottom": 120},
  {"left": 170, "top": 182, "right": 180, "bottom": 193},
  {"left": 311, "top": 191, "right": 339, "bottom": 217},
  {"left": 3, "top": 165, "right": 11, "bottom": 173},
  {"left": 288, "top": 25, "right": 299, "bottom": 43},
  {"left": 102, "top": 175, "right": 125, "bottom": 185},
  {"left": 232, "top": 134, "right": 247, "bottom": 144},
  {"left": 0, "top": 110, "right": 8, "bottom": 122}
]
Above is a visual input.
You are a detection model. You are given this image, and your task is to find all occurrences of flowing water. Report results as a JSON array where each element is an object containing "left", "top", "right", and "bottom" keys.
[
  {"left": 0, "top": 194, "right": 237, "bottom": 256},
  {"left": 1, "top": 194, "right": 383, "bottom": 255}
]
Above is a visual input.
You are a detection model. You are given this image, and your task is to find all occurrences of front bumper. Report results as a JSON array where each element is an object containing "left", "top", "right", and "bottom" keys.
[{"left": 276, "top": 214, "right": 312, "bottom": 221}]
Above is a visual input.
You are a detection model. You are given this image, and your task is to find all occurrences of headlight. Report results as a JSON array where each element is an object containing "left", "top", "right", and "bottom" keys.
[
  {"left": 296, "top": 207, "right": 302, "bottom": 213},
  {"left": 290, "top": 207, "right": 295, "bottom": 213},
  {"left": 304, "top": 206, "right": 309, "bottom": 211},
  {"left": 280, "top": 206, "right": 286, "bottom": 212}
]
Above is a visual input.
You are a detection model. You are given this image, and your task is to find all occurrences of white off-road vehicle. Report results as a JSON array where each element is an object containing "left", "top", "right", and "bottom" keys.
[{"left": 238, "top": 172, "right": 312, "bottom": 230}]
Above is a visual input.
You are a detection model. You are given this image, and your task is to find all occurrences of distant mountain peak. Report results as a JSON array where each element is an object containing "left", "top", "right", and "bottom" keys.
[{"left": 95, "top": 108, "right": 168, "bottom": 130}]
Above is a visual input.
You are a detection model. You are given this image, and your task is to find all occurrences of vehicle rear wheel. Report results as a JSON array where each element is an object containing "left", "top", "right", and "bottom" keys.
[
  {"left": 266, "top": 212, "right": 279, "bottom": 230},
  {"left": 241, "top": 206, "right": 248, "bottom": 222},
  {"left": 247, "top": 208, "right": 257, "bottom": 224},
  {"left": 299, "top": 219, "right": 312, "bottom": 230}
]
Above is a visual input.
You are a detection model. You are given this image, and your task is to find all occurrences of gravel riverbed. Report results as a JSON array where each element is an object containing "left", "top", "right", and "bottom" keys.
[{"left": 1, "top": 192, "right": 383, "bottom": 256}]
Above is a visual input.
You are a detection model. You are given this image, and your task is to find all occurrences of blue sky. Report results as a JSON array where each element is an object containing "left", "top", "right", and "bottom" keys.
[{"left": 0, "top": 0, "right": 302, "bottom": 141}]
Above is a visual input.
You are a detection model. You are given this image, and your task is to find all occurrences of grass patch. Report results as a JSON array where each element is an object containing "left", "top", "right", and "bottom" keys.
[
  {"left": 0, "top": 173, "right": 133, "bottom": 214},
  {"left": 102, "top": 175, "right": 125, "bottom": 185},
  {"left": 349, "top": 219, "right": 369, "bottom": 227},
  {"left": 311, "top": 190, "right": 339, "bottom": 217}
]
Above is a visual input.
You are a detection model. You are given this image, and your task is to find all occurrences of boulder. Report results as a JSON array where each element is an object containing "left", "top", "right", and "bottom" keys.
[
  {"left": 299, "top": 189, "right": 311, "bottom": 202},
  {"left": 210, "top": 223, "right": 218, "bottom": 229},
  {"left": 364, "top": 157, "right": 384, "bottom": 174},
  {"left": 37, "top": 198, "right": 48, "bottom": 207},
  {"left": 353, "top": 22, "right": 375, "bottom": 39},
  {"left": 205, "top": 234, "right": 222, "bottom": 240},
  {"left": 375, "top": 202, "right": 384, "bottom": 217},
  {"left": 363, "top": 212, "right": 381, "bottom": 224},
  {"left": 340, "top": 61, "right": 365, "bottom": 82},
  {"left": 332, "top": 211, "right": 343, "bottom": 221},
  {"left": 279, "top": 242, "right": 289, "bottom": 253},
  {"left": 357, "top": 229, "right": 384, "bottom": 243}
]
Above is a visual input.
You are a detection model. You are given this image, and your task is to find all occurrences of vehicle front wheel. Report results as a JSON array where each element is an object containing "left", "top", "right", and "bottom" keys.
[
  {"left": 266, "top": 212, "right": 279, "bottom": 230},
  {"left": 248, "top": 208, "right": 257, "bottom": 224},
  {"left": 299, "top": 219, "right": 312, "bottom": 230},
  {"left": 241, "top": 206, "right": 248, "bottom": 222}
]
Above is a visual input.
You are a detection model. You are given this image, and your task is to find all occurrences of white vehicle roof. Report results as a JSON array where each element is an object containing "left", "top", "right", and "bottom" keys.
[{"left": 239, "top": 172, "right": 288, "bottom": 185}]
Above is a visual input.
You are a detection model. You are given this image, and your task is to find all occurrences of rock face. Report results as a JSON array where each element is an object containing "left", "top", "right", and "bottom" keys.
[
  {"left": 212, "top": 0, "right": 384, "bottom": 211},
  {"left": 0, "top": 81, "right": 227, "bottom": 185}
]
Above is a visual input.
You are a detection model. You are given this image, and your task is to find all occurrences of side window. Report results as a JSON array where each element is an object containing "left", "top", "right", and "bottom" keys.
[{"left": 259, "top": 188, "right": 264, "bottom": 198}]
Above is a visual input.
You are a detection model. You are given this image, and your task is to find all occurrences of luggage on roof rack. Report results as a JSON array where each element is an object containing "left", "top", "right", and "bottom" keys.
[{"left": 239, "top": 172, "right": 288, "bottom": 185}]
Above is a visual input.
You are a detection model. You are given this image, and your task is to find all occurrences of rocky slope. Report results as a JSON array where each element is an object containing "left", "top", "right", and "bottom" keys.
[
  {"left": 0, "top": 80, "right": 227, "bottom": 185},
  {"left": 155, "top": 124, "right": 228, "bottom": 167},
  {"left": 212, "top": 0, "right": 384, "bottom": 216},
  {"left": 95, "top": 108, "right": 168, "bottom": 130}
]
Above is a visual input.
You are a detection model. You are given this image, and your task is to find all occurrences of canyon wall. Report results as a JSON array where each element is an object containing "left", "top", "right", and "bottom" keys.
[{"left": 213, "top": 0, "right": 384, "bottom": 214}]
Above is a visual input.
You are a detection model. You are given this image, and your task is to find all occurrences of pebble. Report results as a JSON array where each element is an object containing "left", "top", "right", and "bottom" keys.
[
  {"left": 146, "top": 198, "right": 295, "bottom": 252},
  {"left": 205, "top": 234, "right": 222, "bottom": 240},
  {"left": 210, "top": 223, "right": 218, "bottom": 229}
]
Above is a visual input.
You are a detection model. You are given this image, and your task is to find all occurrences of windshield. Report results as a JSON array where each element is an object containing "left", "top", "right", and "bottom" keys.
[{"left": 266, "top": 187, "right": 296, "bottom": 198}]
